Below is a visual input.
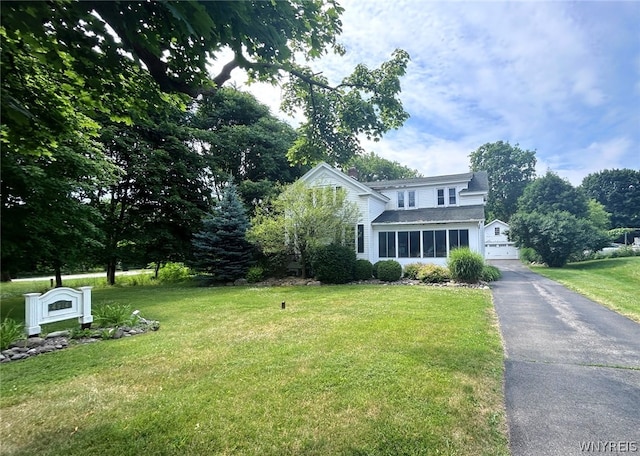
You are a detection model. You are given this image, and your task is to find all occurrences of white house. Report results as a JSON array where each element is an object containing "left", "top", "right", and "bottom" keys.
[
  {"left": 299, "top": 162, "right": 489, "bottom": 267},
  {"left": 484, "top": 219, "right": 519, "bottom": 260}
]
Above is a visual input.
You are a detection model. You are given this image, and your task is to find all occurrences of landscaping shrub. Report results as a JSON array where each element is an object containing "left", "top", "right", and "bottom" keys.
[
  {"left": 519, "top": 247, "right": 542, "bottom": 264},
  {"left": 311, "top": 244, "right": 356, "bottom": 284},
  {"left": 246, "top": 266, "right": 265, "bottom": 283},
  {"left": 0, "top": 318, "right": 24, "bottom": 350},
  {"left": 448, "top": 248, "right": 485, "bottom": 283},
  {"left": 403, "top": 263, "right": 423, "bottom": 280},
  {"left": 481, "top": 265, "right": 501, "bottom": 282},
  {"left": 372, "top": 261, "right": 383, "bottom": 278},
  {"left": 354, "top": 259, "right": 374, "bottom": 280},
  {"left": 376, "top": 260, "right": 402, "bottom": 282},
  {"left": 93, "top": 303, "right": 139, "bottom": 328},
  {"left": 157, "top": 262, "right": 191, "bottom": 283},
  {"left": 417, "top": 264, "right": 450, "bottom": 283}
]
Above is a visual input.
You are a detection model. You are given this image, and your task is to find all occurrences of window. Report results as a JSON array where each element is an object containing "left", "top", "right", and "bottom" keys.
[
  {"left": 448, "top": 188, "right": 457, "bottom": 205},
  {"left": 494, "top": 227, "right": 500, "bottom": 236},
  {"left": 398, "top": 231, "right": 420, "bottom": 258},
  {"left": 449, "top": 229, "right": 469, "bottom": 251},
  {"left": 410, "top": 231, "right": 421, "bottom": 257},
  {"left": 397, "top": 191, "right": 405, "bottom": 208},
  {"left": 357, "top": 224, "right": 364, "bottom": 253},
  {"left": 437, "top": 189, "right": 445, "bottom": 206},
  {"left": 423, "top": 230, "right": 447, "bottom": 258},
  {"left": 378, "top": 232, "right": 396, "bottom": 258},
  {"left": 408, "top": 191, "right": 416, "bottom": 207}
]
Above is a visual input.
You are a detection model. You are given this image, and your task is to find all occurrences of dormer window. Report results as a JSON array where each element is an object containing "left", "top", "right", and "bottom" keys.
[
  {"left": 408, "top": 191, "right": 416, "bottom": 207},
  {"left": 449, "top": 188, "right": 457, "bottom": 205},
  {"left": 437, "top": 188, "right": 457, "bottom": 206},
  {"left": 397, "top": 190, "right": 417, "bottom": 209}
]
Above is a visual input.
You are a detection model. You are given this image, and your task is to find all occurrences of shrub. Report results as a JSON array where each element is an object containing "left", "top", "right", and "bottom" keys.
[
  {"left": 448, "top": 248, "right": 485, "bottom": 283},
  {"left": 481, "top": 265, "right": 501, "bottom": 282},
  {"left": 354, "top": 259, "right": 374, "bottom": 280},
  {"left": 376, "top": 260, "right": 402, "bottom": 282},
  {"left": 1, "top": 318, "right": 25, "bottom": 350},
  {"left": 157, "top": 262, "right": 191, "bottom": 283},
  {"left": 311, "top": 244, "right": 356, "bottom": 284},
  {"left": 519, "top": 247, "right": 542, "bottom": 264},
  {"left": 403, "top": 263, "right": 423, "bottom": 280},
  {"left": 416, "top": 264, "right": 450, "bottom": 283},
  {"left": 93, "top": 303, "right": 139, "bottom": 328},
  {"left": 372, "top": 261, "right": 383, "bottom": 278},
  {"left": 246, "top": 266, "right": 265, "bottom": 283}
]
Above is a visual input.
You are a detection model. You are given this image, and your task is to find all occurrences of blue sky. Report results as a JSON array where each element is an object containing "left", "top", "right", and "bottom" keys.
[{"left": 229, "top": 1, "right": 640, "bottom": 185}]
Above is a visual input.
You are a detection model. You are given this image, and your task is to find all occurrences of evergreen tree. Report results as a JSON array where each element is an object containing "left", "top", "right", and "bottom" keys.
[{"left": 192, "top": 183, "right": 253, "bottom": 282}]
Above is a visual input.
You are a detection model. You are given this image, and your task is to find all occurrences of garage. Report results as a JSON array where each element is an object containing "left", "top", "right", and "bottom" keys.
[
  {"left": 485, "top": 243, "right": 519, "bottom": 260},
  {"left": 484, "top": 219, "right": 520, "bottom": 260}
]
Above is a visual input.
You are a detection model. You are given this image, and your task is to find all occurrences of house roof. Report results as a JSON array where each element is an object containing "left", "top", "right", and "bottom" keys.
[
  {"left": 300, "top": 162, "right": 389, "bottom": 203},
  {"left": 364, "top": 171, "right": 489, "bottom": 193},
  {"left": 372, "top": 205, "right": 486, "bottom": 225}
]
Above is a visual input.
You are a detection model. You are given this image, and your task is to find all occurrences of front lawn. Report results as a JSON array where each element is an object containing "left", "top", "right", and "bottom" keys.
[
  {"left": 0, "top": 284, "right": 507, "bottom": 455},
  {"left": 531, "top": 256, "right": 640, "bottom": 323}
]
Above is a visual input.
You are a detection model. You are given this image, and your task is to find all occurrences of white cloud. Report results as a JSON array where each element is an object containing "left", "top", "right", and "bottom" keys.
[{"left": 207, "top": 1, "right": 639, "bottom": 186}]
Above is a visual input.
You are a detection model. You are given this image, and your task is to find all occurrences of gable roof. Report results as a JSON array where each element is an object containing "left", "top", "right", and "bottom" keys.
[
  {"left": 299, "top": 162, "right": 389, "bottom": 202},
  {"left": 364, "top": 171, "right": 488, "bottom": 193},
  {"left": 485, "top": 219, "right": 509, "bottom": 228},
  {"left": 372, "top": 205, "right": 486, "bottom": 225}
]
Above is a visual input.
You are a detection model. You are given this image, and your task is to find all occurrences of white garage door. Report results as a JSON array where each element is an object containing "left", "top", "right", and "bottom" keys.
[{"left": 485, "top": 243, "right": 519, "bottom": 260}]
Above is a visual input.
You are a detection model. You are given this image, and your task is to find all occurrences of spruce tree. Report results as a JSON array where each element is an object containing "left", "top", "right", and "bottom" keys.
[{"left": 192, "top": 183, "right": 252, "bottom": 282}]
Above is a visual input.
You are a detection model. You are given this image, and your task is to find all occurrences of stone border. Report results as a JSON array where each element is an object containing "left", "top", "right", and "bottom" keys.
[{"left": 1, "top": 321, "right": 159, "bottom": 363}]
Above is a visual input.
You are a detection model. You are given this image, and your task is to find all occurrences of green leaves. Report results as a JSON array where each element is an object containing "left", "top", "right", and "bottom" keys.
[{"left": 283, "top": 49, "right": 411, "bottom": 167}]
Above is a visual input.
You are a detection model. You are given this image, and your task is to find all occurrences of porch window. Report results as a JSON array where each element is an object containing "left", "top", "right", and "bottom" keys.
[
  {"left": 378, "top": 232, "right": 396, "bottom": 258},
  {"left": 398, "top": 231, "right": 421, "bottom": 258},
  {"left": 423, "top": 230, "right": 447, "bottom": 258},
  {"left": 449, "top": 229, "right": 469, "bottom": 250}
]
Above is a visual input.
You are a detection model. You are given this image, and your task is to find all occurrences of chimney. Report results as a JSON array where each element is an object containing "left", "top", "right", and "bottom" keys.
[{"left": 348, "top": 167, "right": 358, "bottom": 180}]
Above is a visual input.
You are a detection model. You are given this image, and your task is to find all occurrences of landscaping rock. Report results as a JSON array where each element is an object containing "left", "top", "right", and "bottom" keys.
[
  {"left": 0, "top": 319, "right": 160, "bottom": 363},
  {"left": 46, "top": 330, "right": 70, "bottom": 339}
]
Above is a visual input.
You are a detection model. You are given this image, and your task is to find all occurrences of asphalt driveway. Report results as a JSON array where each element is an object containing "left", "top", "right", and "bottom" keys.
[{"left": 490, "top": 260, "right": 640, "bottom": 456}]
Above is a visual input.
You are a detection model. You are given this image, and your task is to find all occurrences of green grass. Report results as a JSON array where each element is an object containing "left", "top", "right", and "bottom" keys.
[
  {"left": 0, "top": 284, "right": 507, "bottom": 455},
  {"left": 531, "top": 257, "right": 640, "bottom": 323}
]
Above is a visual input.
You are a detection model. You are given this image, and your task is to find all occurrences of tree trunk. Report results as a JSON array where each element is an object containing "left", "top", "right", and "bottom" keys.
[
  {"left": 1, "top": 270, "right": 11, "bottom": 282},
  {"left": 107, "top": 259, "right": 117, "bottom": 285},
  {"left": 54, "top": 263, "right": 63, "bottom": 288},
  {"left": 154, "top": 262, "right": 161, "bottom": 279}
]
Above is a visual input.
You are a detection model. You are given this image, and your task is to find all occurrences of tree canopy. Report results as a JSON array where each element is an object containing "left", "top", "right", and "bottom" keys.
[
  {"left": 1, "top": 1, "right": 410, "bottom": 280},
  {"left": 1, "top": 1, "right": 409, "bottom": 166},
  {"left": 469, "top": 141, "right": 536, "bottom": 222},
  {"left": 248, "top": 181, "right": 360, "bottom": 278},
  {"left": 509, "top": 171, "right": 609, "bottom": 267},
  {"left": 344, "top": 151, "right": 421, "bottom": 182},
  {"left": 580, "top": 169, "right": 640, "bottom": 228},
  {"left": 517, "top": 171, "right": 589, "bottom": 219}
]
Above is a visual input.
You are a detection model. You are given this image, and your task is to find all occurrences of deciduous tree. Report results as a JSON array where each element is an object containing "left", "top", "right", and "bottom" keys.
[
  {"left": 510, "top": 172, "right": 609, "bottom": 267},
  {"left": 469, "top": 141, "right": 536, "bottom": 222},
  {"left": 248, "top": 181, "right": 360, "bottom": 278},
  {"left": 344, "top": 152, "right": 421, "bottom": 182},
  {"left": 580, "top": 169, "right": 640, "bottom": 228}
]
